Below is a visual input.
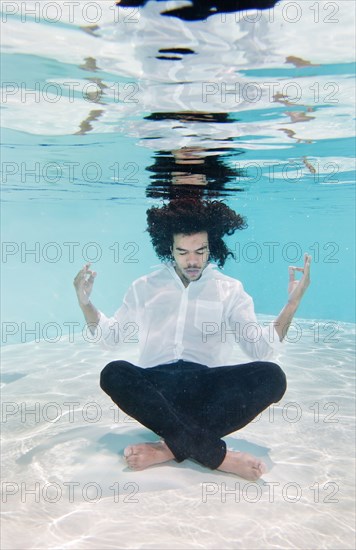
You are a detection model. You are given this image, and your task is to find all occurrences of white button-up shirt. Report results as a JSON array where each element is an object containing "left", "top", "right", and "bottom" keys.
[{"left": 95, "top": 263, "right": 279, "bottom": 367}]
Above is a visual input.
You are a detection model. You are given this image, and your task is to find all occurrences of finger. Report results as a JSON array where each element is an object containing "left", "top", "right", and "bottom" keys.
[
  {"left": 84, "top": 264, "right": 97, "bottom": 279},
  {"left": 74, "top": 270, "right": 89, "bottom": 283},
  {"left": 304, "top": 253, "right": 312, "bottom": 268},
  {"left": 74, "top": 270, "right": 86, "bottom": 283},
  {"left": 75, "top": 263, "right": 90, "bottom": 277},
  {"left": 74, "top": 264, "right": 95, "bottom": 284},
  {"left": 80, "top": 262, "right": 91, "bottom": 276}
]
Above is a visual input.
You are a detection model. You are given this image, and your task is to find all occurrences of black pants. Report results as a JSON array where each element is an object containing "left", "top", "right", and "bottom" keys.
[{"left": 100, "top": 359, "right": 286, "bottom": 470}]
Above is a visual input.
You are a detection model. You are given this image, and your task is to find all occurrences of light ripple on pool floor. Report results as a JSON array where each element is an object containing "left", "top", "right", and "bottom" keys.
[{"left": 1, "top": 319, "right": 355, "bottom": 549}]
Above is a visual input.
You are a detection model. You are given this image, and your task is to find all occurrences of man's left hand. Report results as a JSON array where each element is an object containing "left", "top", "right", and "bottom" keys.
[{"left": 288, "top": 253, "right": 312, "bottom": 306}]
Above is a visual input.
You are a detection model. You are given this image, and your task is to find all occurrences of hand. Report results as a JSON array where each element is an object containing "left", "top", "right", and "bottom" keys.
[
  {"left": 73, "top": 263, "right": 97, "bottom": 306},
  {"left": 288, "top": 253, "right": 312, "bottom": 306}
]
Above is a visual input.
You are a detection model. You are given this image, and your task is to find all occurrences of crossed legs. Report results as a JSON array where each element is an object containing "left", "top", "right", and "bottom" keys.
[{"left": 100, "top": 359, "right": 286, "bottom": 480}]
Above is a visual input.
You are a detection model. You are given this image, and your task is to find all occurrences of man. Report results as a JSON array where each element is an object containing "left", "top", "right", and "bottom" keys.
[{"left": 74, "top": 198, "right": 311, "bottom": 481}]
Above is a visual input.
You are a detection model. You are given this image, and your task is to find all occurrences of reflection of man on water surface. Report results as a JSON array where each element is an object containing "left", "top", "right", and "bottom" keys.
[
  {"left": 144, "top": 111, "right": 245, "bottom": 199},
  {"left": 146, "top": 146, "right": 244, "bottom": 199},
  {"left": 74, "top": 198, "right": 311, "bottom": 480},
  {"left": 116, "top": 1, "right": 279, "bottom": 21}
]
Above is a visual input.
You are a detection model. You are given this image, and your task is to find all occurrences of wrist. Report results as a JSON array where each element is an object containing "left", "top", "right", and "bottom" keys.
[{"left": 287, "top": 298, "right": 299, "bottom": 311}]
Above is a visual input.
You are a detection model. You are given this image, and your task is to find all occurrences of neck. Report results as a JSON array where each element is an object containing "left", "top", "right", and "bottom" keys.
[{"left": 174, "top": 265, "right": 190, "bottom": 287}]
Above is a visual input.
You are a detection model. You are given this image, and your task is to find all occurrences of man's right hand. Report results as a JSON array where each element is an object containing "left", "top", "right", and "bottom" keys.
[{"left": 73, "top": 263, "right": 97, "bottom": 306}]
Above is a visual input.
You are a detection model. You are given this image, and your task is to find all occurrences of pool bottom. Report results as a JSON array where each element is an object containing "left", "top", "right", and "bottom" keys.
[{"left": 1, "top": 319, "right": 355, "bottom": 549}]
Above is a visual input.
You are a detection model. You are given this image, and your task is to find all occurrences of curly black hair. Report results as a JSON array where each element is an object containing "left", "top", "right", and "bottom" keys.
[{"left": 146, "top": 198, "right": 247, "bottom": 268}]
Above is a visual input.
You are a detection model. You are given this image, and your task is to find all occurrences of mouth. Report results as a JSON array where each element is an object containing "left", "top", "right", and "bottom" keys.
[{"left": 185, "top": 268, "right": 200, "bottom": 277}]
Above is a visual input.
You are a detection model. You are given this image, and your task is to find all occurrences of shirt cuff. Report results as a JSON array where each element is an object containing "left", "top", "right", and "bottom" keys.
[
  {"left": 266, "top": 322, "right": 284, "bottom": 355},
  {"left": 90, "top": 310, "right": 107, "bottom": 342}
]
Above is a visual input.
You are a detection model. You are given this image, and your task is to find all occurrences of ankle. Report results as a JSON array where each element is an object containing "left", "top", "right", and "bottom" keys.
[{"left": 160, "top": 441, "right": 174, "bottom": 459}]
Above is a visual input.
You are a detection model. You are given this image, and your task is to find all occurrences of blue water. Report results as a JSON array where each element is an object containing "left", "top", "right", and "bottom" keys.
[
  {"left": 2, "top": 24, "right": 355, "bottom": 344},
  {"left": 0, "top": 3, "right": 355, "bottom": 549}
]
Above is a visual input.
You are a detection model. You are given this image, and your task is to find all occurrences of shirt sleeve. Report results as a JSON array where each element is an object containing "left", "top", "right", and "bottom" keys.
[
  {"left": 92, "top": 283, "right": 139, "bottom": 349},
  {"left": 228, "top": 281, "right": 282, "bottom": 361}
]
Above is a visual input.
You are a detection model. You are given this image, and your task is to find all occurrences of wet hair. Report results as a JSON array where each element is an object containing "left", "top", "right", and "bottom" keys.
[
  {"left": 117, "top": 1, "right": 279, "bottom": 22},
  {"left": 146, "top": 198, "right": 247, "bottom": 268}
]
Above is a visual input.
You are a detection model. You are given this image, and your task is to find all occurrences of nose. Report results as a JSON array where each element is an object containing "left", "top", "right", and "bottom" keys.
[{"left": 187, "top": 253, "right": 200, "bottom": 266}]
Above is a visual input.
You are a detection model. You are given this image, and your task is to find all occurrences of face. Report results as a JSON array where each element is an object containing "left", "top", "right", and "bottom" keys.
[
  {"left": 172, "top": 172, "right": 207, "bottom": 186},
  {"left": 171, "top": 232, "right": 210, "bottom": 287}
]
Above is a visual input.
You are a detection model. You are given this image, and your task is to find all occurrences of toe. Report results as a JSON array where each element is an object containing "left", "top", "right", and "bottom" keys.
[
  {"left": 124, "top": 446, "right": 133, "bottom": 458},
  {"left": 258, "top": 461, "right": 268, "bottom": 474},
  {"left": 128, "top": 459, "right": 142, "bottom": 471}
]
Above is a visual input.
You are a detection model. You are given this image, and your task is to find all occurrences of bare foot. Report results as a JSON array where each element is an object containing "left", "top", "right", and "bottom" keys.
[
  {"left": 217, "top": 451, "right": 267, "bottom": 481},
  {"left": 124, "top": 441, "right": 174, "bottom": 471}
]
